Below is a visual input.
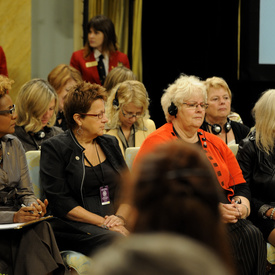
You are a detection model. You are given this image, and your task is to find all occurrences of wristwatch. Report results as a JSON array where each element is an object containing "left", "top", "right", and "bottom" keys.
[{"left": 258, "top": 204, "right": 272, "bottom": 219}]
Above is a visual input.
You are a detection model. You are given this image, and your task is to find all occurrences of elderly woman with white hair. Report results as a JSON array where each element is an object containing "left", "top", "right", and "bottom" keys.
[
  {"left": 237, "top": 89, "right": 275, "bottom": 247},
  {"left": 14, "top": 78, "right": 63, "bottom": 151},
  {"left": 134, "top": 74, "right": 266, "bottom": 275},
  {"left": 105, "top": 80, "right": 155, "bottom": 158}
]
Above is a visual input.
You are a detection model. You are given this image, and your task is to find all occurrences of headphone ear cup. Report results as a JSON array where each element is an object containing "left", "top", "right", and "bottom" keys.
[
  {"left": 211, "top": 124, "right": 222, "bottom": 135},
  {"left": 224, "top": 119, "right": 232, "bottom": 133},
  {"left": 112, "top": 98, "right": 119, "bottom": 109},
  {"left": 168, "top": 102, "right": 178, "bottom": 117},
  {"left": 34, "top": 130, "right": 46, "bottom": 140}
]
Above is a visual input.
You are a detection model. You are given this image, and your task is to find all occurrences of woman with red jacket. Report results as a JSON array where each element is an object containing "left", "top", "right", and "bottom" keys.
[{"left": 70, "top": 15, "right": 130, "bottom": 85}]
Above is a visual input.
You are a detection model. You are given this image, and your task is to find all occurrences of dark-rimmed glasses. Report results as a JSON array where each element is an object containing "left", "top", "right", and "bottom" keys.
[
  {"left": 121, "top": 109, "right": 144, "bottom": 119},
  {"left": 182, "top": 102, "right": 208, "bottom": 109},
  {"left": 0, "top": 105, "right": 16, "bottom": 116},
  {"left": 80, "top": 112, "right": 105, "bottom": 119}
]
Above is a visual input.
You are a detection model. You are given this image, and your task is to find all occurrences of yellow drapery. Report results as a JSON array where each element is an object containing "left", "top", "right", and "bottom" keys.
[{"left": 87, "top": 0, "right": 143, "bottom": 81}]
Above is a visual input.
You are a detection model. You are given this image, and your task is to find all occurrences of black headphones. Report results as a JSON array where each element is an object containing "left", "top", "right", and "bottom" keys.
[
  {"left": 168, "top": 102, "right": 178, "bottom": 117},
  {"left": 32, "top": 126, "right": 51, "bottom": 140},
  {"left": 205, "top": 118, "right": 231, "bottom": 135},
  {"left": 112, "top": 87, "right": 120, "bottom": 109}
]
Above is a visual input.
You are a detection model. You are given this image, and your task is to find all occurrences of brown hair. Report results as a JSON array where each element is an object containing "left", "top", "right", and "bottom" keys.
[
  {"left": 47, "top": 64, "right": 82, "bottom": 94},
  {"left": 84, "top": 15, "right": 117, "bottom": 59},
  {"left": 129, "top": 140, "right": 233, "bottom": 270},
  {"left": 64, "top": 81, "right": 107, "bottom": 130},
  {"left": 103, "top": 66, "right": 137, "bottom": 94}
]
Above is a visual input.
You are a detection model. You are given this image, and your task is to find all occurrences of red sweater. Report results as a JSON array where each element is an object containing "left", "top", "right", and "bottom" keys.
[
  {"left": 70, "top": 49, "right": 130, "bottom": 84},
  {"left": 0, "top": 46, "right": 8, "bottom": 77},
  {"left": 134, "top": 123, "right": 246, "bottom": 200}
]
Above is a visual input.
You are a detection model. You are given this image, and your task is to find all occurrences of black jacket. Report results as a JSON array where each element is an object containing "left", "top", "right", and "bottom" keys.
[
  {"left": 40, "top": 130, "right": 127, "bottom": 217},
  {"left": 237, "top": 131, "right": 275, "bottom": 214}
]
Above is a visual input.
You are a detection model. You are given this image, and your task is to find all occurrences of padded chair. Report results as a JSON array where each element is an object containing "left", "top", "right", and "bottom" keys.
[
  {"left": 125, "top": 147, "right": 140, "bottom": 170},
  {"left": 228, "top": 144, "right": 239, "bottom": 156},
  {"left": 25, "top": 150, "right": 42, "bottom": 198},
  {"left": 25, "top": 150, "right": 93, "bottom": 275}
]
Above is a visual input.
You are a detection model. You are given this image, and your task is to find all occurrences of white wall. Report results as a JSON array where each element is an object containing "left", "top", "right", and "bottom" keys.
[{"left": 31, "top": 0, "right": 74, "bottom": 79}]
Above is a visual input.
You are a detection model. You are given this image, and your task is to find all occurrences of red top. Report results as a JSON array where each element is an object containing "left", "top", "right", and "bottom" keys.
[
  {"left": 0, "top": 46, "right": 8, "bottom": 77},
  {"left": 70, "top": 49, "right": 130, "bottom": 84},
  {"left": 134, "top": 123, "right": 246, "bottom": 201}
]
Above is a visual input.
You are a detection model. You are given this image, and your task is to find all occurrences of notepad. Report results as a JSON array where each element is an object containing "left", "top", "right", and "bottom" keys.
[{"left": 0, "top": 215, "right": 53, "bottom": 230}]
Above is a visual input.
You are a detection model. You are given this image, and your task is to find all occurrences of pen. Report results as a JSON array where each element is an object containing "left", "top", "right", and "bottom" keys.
[{"left": 21, "top": 203, "right": 34, "bottom": 214}]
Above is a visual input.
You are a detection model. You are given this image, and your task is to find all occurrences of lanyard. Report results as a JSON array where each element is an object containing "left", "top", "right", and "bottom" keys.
[{"left": 84, "top": 142, "right": 105, "bottom": 186}]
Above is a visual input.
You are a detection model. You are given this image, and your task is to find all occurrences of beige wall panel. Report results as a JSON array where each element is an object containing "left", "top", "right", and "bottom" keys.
[{"left": 0, "top": 0, "right": 31, "bottom": 102}]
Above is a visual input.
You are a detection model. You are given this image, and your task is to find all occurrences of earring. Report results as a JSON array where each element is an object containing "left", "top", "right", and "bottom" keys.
[{"left": 77, "top": 125, "right": 83, "bottom": 136}]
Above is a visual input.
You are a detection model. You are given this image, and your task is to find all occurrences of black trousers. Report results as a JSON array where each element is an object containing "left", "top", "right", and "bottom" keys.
[
  {"left": 0, "top": 221, "right": 66, "bottom": 275},
  {"left": 49, "top": 218, "right": 122, "bottom": 257},
  {"left": 228, "top": 219, "right": 267, "bottom": 275}
]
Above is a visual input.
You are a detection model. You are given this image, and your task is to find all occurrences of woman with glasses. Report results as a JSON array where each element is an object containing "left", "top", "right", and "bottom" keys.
[
  {"left": 134, "top": 74, "right": 266, "bottom": 275},
  {"left": 105, "top": 80, "right": 156, "bottom": 158},
  {"left": 200, "top": 76, "right": 250, "bottom": 145},
  {"left": 40, "top": 81, "right": 130, "bottom": 256},
  {"left": 14, "top": 78, "right": 63, "bottom": 151},
  {"left": 0, "top": 75, "right": 66, "bottom": 275}
]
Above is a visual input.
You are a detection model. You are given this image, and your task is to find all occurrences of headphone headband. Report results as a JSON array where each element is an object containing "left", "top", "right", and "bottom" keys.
[{"left": 205, "top": 118, "right": 231, "bottom": 135}]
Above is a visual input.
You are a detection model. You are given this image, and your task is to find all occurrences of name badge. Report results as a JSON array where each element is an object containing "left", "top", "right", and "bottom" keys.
[
  {"left": 100, "top": 186, "right": 110, "bottom": 205},
  {"left": 86, "top": 61, "right": 98, "bottom": 68}
]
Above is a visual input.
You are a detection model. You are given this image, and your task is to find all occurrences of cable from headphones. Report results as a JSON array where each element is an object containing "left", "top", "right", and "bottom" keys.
[{"left": 112, "top": 86, "right": 120, "bottom": 110}]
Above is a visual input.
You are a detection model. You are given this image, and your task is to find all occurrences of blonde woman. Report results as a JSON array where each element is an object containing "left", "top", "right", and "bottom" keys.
[
  {"left": 237, "top": 89, "right": 275, "bottom": 247},
  {"left": 14, "top": 78, "right": 63, "bottom": 151},
  {"left": 105, "top": 80, "right": 156, "bottom": 158},
  {"left": 201, "top": 76, "right": 249, "bottom": 145},
  {"left": 48, "top": 64, "right": 82, "bottom": 130},
  {"left": 103, "top": 66, "right": 137, "bottom": 96}
]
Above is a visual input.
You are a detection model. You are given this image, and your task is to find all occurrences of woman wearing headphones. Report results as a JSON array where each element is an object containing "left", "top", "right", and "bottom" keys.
[
  {"left": 200, "top": 76, "right": 250, "bottom": 145},
  {"left": 105, "top": 80, "right": 156, "bottom": 158},
  {"left": 134, "top": 74, "right": 266, "bottom": 275},
  {"left": 14, "top": 79, "right": 63, "bottom": 151}
]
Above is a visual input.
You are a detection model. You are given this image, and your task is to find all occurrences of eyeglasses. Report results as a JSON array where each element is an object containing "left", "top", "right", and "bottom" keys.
[
  {"left": 121, "top": 109, "right": 144, "bottom": 119},
  {"left": 80, "top": 112, "right": 105, "bottom": 119},
  {"left": 182, "top": 102, "right": 208, "bottom": 109},
  {"left": 0, "top": 105, "right": 16, "bottom": 116}
]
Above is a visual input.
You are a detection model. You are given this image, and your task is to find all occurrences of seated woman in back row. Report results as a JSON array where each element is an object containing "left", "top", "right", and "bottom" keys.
[
  {"left": 105, "top": 80, "right": 156, "bottom": 158},
  {"left": 48, "top": 64, "right": 83, "bottom": 131},
  {"left": 0, "top": 75, "right": 65, "bottom": 275},
  {"left": 40, "top": 81, "right": 130, "bottom": 256},
  {"left": 14, "top": 78, "right": 63, "bottom": 151},
  {"left": 200, "top": 76, "right": 250, "bottom": 145}
]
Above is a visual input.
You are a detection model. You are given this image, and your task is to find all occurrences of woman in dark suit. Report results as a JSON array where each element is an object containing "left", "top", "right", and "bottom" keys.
[
  {"left": 70, "top": 15, "right": 130, "bottom": 85},
  {"left": 40, "top": 81, "right": 130, "bottom": 256}
]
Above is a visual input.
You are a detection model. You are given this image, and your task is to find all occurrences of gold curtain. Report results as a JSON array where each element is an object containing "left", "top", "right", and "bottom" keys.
[{"left": 88, "top": 0, "right": 142, "bottom": 81}]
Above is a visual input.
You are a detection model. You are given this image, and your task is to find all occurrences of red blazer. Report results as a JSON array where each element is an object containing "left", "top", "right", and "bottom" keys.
[
  {"left": 0, "top": 46, "right": 8, "bottom": 77},
  {"left": 70, "top": 49, "right": 130, "bottom": 84}
]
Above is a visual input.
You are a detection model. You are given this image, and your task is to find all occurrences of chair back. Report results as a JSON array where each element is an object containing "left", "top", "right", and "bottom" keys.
[
  {"left": 125, "top": 147, "right": 140, "bottom": 170},
  {"left": 25, "top": 150, "right": 42, "bottom": 199}
]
